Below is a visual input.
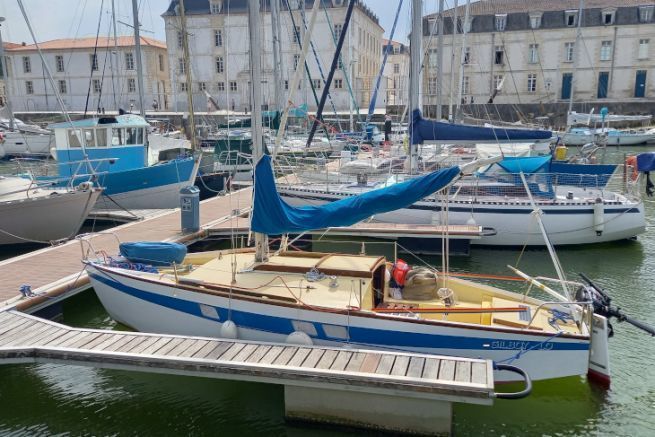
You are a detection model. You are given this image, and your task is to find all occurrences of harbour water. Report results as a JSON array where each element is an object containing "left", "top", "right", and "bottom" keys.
[{"left": 1, "top": 148, "right": 654, "bottom": 435}]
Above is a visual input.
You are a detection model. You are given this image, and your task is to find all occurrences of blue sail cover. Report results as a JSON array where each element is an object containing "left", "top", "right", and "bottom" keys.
[
  {"left": 411, "top": 110, "right": 552, "bottom": 144},
  {"left": 251, "top": 155, "right": 461, "bottom": 235}
]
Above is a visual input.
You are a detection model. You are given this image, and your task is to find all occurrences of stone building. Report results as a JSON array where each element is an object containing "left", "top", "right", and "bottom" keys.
[
  {"left": 422, "top": 0, "right": 655, "bottom": 119},
  {"left": 162, "top": 0, "right": 385, "bottom": 113},
  {"left": 383, "top": 39, "right": 409, "bottom": 108},
  {"left": 1, "top": 36, "right": 170, "bottom": 113}
]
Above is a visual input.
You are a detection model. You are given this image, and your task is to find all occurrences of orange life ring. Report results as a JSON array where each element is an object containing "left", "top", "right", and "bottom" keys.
[{"left": 626, "top": 156, "right": 639, "bottom": 181}]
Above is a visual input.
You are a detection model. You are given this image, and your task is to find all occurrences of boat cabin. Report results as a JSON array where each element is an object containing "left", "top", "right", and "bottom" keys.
[{"left": 49, "top": 115, "right": 150, "bottom": 176}]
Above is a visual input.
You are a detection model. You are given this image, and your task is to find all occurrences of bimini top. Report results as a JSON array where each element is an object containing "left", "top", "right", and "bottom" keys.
[{"left": 48, "top": 114, "right": 150, "bottom": 130}]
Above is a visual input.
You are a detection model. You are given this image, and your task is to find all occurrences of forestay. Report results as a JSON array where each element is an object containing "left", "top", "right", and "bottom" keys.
[{"left": 251, "top": 155, "right": 461, "bottom": 235}]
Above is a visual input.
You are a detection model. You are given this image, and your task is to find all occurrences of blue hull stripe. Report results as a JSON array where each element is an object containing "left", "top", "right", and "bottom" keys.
[
  {"left": 281, "top": 193, "right": 639, "bottom": 215},
  {"left": 91, "top": 272, "right": 589, "bottom": 352}
]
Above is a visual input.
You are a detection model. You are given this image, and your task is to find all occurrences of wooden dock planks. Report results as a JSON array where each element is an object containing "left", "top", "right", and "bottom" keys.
[
  {"left": 0, "top": 310, "right": 494, "bottom": 402},
  {"left": 0, "top": 189, "right": 253, "bottom": 308}
]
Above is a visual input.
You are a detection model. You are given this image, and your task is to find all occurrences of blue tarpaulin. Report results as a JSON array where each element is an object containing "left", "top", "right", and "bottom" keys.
[
  {"left": 119, "top": 242, "right": 187, "bottom": 266},
  {"left": 637, "top": 153, "right": 655, "bottom": 172},
  {"left": 411, "top": 110, "right": 552, "bottom": 145},
  {"left": 251, "top": 155, "right": 461, "bottom": 235},
  {"left": 496, "top": 156, "right": 552, "bottom": 173}
]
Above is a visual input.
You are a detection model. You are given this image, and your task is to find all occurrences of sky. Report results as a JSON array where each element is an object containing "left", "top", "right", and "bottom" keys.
[{"left": 0, "top": 0, "right": 446, "bottom": 46}]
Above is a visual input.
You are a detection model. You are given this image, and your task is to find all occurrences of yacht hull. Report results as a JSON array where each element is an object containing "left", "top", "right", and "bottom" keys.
[
  {"left": 0, "top": 187, "right": 101, "bottom": 245},
  {"left": 279, "top": 188, "right": 645, "bottom": 246},
  {"left": 88, "top": 264, "right": 591, "bottom": 382}
]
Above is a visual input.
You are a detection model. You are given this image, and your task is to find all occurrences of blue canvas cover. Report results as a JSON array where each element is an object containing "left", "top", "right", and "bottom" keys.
[
  {"left": 411, "top": 110, "right": 552, "bottom": 144},
  {"left": 637, "top": 153, "right": 655, "bottom": 172},
  {"left": 496, "top": 156, "right": 552, "bottom": 174},
  {"left": 119, "top": 242, "right": 187, "bottom": 266},
  {"left": 251, "top": 155, "right": 461, "bottom": 235}
]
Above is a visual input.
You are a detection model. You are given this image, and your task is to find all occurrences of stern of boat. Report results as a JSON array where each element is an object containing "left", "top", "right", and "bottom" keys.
[{"left": 588, "top": 313, "right": 611, "bottom": 387}]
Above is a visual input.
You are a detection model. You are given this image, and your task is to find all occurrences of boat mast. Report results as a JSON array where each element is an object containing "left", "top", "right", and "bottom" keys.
[
  {"left": 567, "top": 0, "right": 584, "bottom": 119},
  {"left": 435, "top": 0, "right": 444, "bottom": 121},
  {"left": 110, "top": 0, "right": 119, "bottom": 110},
  {"left": 454, "top": 0, "right": 470, "bottom": 122},
  {"left": 274, "top": 0, "right": 320, "bottom": 155},
  {"left": 0, "top": 17, "right": 15, "bottom": 130},
  {"left": 131, "top": 0, "right": 146, "bottom": 117},
  {"left": 178, "top": 0, "right": 197, "bottom": 149},
  {"left": 249, "top": 0, "right": 267, "bottom": 263},
  {"left": 408, "top": 0, "right": 422, "bottom": 173},
  {"left": 270, "top": 0, "right": 283, "bottom": 114},
  {"left": 447, "top": 0, "right": 458, "bottom": 121}
]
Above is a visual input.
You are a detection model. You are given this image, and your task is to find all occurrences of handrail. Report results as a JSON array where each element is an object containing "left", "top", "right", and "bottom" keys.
[
  {"left": 493, "top": 364, "right": 532, "bottom": 400},
  {"left": 525, "top": 301, "right": 591, "bottom": 330},
  {"left": 76, "top": 232, "right": 123, "bottom": 261}
]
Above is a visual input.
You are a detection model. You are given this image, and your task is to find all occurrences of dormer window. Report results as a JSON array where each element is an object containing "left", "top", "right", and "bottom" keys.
[
  {"left": 602, "top": 8, "right": 616, "bottom": 25},
  {"left": 428, "top": 17, "right": 438, "bottom": 34},
  {"left": 565, "top": 10, "right": 578, "bottom": 27},
  {"left": 529, "top": 12, "right": 542, "bottom": 29},
  {"left": 462, "top": 17, "right": 473, "bottom": 33},
  {"left": 210, "top": 0, "right": 222, "bottom": 15},
  {"left": 495, "top": 14, "right": 507, "bottom": 31},
  {"left": 639, "top": 5, "right": 654, "bottom": 23}
]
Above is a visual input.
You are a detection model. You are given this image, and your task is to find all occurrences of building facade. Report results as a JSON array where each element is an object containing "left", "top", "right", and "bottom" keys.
[
  {"left": 422, "top": 0, "right": 655, "bottom": 115},
  {"left": 162, "top": 0, "right": 385, "bottom": 113},
  {"left": 2, "top": 36, "right": 170, "bottom": 112},
  {"left": 383, "top": 39, "right": 409, "bottom": 108}
]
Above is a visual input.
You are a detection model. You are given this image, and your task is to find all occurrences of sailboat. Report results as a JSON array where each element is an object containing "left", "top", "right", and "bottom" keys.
[
  {"left": 83, "top": 0, "right": 620, "bottom": 384},
  {"left": 0, "top": 175, "right": 101, "bottom": 245}
]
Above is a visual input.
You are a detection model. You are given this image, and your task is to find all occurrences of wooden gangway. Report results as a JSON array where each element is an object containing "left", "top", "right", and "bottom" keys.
[
  {"left": 0, "top": 189, "right": 252, "bottom": 311},
  {"left": 0, "top": 309, "right": 495, "bottom": 435}
]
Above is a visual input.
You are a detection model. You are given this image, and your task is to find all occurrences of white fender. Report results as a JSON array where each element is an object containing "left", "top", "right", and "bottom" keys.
[
  {"left": 286, "top": 331, "right": 313, "bottom": 346},
  {"left": 220, "top": 320, "right": 238, "bottom": 339},
  {"left": 593, "top": 198, "right": 605, "bottom": 236}
]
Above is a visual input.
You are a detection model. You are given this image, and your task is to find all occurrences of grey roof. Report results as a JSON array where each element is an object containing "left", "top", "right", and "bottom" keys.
[
  {"left": 429, "top": 0, "right": 655, "bottom": 17},
  {"left": 163, "top": 0, "right": 380, "bottom": 26}
]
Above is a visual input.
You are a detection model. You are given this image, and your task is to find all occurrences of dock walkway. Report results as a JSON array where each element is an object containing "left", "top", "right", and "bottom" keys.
[
  {"left": 0, "top": 309, "right": 495, "bottom": 435},
  {"left": 0, "top": 189, "right": 252, "bottom": 310}
]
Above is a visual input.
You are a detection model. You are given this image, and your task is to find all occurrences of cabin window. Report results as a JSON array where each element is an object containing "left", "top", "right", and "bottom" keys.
[
  {"left": 95, "top": 128, "right": 108, "bottom": 147},
  {"left": 83, "top": 129, "right": 96, "bottom": 147},
  {"left": 291, "top": 320, "right": 317, "bottom": 337},
  {"left": 126, "top": 127, "right": 139, "bottom": 145},
  {"left": 112, "top": 128, "right": 125, "bottom": 146},
  {"left": 322, "top": 324, "right": 348, "bottom": 340},
  {"left": 68, "top": 129, "right": 82, "bottom": 148}
]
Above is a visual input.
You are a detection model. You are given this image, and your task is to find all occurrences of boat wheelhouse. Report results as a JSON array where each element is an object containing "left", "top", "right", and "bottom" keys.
[{"left": 48, "top": 115, "right": 199, "bottom": 210}]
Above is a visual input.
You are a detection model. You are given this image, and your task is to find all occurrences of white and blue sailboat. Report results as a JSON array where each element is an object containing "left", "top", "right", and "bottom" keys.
[
  {"left": 83, "top": 0, "right": 621, "bottom": 385},
  {"left": 49, "top": 114, "right": 199, "bottom": 210}
]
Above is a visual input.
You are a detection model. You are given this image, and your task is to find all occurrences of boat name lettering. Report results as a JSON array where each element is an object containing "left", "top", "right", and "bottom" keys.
[{"left": 490, "top": 340, "right": 553, "bottom": 351}]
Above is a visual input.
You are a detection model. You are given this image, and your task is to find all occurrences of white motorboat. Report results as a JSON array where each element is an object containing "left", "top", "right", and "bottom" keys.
[{"left": 562, "top": 127, "right": 655, "bottom": 146}]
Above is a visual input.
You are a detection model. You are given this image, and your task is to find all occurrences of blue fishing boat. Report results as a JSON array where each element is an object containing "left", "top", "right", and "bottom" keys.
[{"left": 48, "top": 114, "right": 199, "bottom": 210}]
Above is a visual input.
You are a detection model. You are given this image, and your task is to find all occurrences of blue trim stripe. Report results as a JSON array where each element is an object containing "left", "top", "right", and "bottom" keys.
[
  {"left": 90, "top": 271, "right": 589, "bottom": 352},
  {"left": 280, "top": 193, "right": 640, "bottom": 215}
]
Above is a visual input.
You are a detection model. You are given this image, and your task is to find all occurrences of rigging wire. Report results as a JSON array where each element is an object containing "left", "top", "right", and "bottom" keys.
[{"left": 83, "top": 0, "right": 106, "bottom": 117}]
